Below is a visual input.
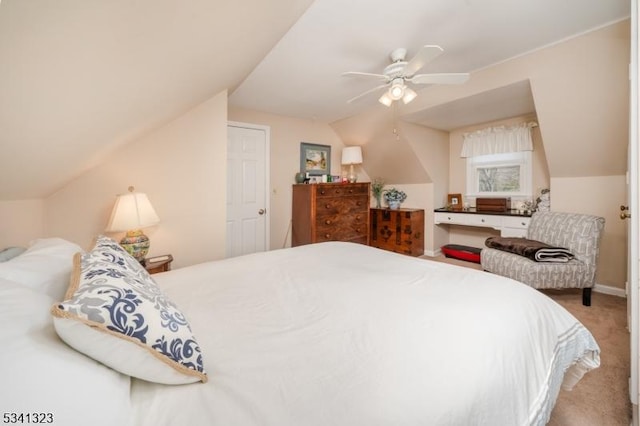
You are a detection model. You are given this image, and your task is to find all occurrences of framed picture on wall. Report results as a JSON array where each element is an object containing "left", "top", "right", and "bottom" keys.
[
  {"left": 447, "top": 193, "right": 463, "bottom": 211},
  {"left": 300, "top": 142, "right": 331, "bottom": 176}
]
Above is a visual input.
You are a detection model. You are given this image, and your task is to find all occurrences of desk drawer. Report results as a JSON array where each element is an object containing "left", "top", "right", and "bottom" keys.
[
  {"left": 502, "top": 216, "right": 530, "bottom": 230},
  {"left": 466, "top": 214, "right": 501, "bottom": 228},
  {"left": 434, "top": 212, "right": 469, "bottom": 225}
]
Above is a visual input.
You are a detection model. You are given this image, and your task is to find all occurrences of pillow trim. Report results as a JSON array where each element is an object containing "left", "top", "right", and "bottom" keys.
[
  {"left": 50, "top": 305, "right": 208, "bottom": 384},
  {"left": 63, "top": 252, "right": 83, "bottom": 301}
]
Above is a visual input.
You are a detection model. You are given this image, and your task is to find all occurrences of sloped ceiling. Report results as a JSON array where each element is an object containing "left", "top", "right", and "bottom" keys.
[
  {"left": 230, "top": 0, "right": 629, "bottom": 123},
  {"left": 403, "top": 80, "right": 536, "bottom": 132},
  {"left": 0, "top": 0, "right": 631, "bottom": 200},
  {"left": 0, "top": 0, "right": 313, "bottom": 200}
]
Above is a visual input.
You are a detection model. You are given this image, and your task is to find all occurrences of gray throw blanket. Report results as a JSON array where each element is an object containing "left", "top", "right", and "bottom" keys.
[{"left": 485, "top": 236, "right": 574, "bottom": 263}]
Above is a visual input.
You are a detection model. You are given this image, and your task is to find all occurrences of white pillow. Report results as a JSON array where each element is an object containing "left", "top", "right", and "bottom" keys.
[
  {"left": 0, "top": 246, "right": 25, "bottom": 262},
  {"left": 0, "top": 277, "right": 131, "bottom": 426},
  {"left": 0, "top": 237, "right": 82, "bottom": 300},
  {"left": 52, "top": 235, "right": 207, "bottom": 385}
]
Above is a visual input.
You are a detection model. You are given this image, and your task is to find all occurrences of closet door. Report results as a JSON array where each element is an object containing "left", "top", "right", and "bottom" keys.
[{"left": 226, "top": 123, "right": 270, "bottom": 258}]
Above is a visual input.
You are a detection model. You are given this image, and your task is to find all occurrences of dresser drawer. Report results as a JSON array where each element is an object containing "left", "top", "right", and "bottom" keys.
[
  {"left": 316, "top": 195, "right": 368, "bottom": 217},
  {"left": 316, "top": 214, "right": 368, "bottom": 242},
  {"left": 315, "top": 184, "right": 369, "bottom": 198},
  {"left": 317, "top": 211, "right": 367, "bottom": 227}
]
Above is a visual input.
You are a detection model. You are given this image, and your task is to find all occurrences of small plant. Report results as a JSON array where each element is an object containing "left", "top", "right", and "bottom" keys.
[
  {"left": 383, "top": 188, "right": 407, "bottom": 203},
  {"left": 371, "top": 178, "right": 385, "bottom": 208},
  {"left": 371, "top": 178, "right": 385, "bottom": 198}
]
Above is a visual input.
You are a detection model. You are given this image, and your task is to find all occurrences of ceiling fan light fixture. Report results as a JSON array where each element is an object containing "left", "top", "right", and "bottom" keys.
[
  {"left": 402, "top": 87, "right": 417, "bottom": 104},
  {"left": 343, "top": 45, "right": 467, "bottom": 107},
  {"left": 378, "top": 92, "right": 393, "bottom": 107},
  {"left": 388, "top": 79, "right": 405, "bottom": 100}
]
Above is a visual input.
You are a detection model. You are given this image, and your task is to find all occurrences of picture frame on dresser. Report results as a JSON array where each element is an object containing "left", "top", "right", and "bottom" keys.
[{"left": 300, "top": 142, "right": 331, "bottom": 176}]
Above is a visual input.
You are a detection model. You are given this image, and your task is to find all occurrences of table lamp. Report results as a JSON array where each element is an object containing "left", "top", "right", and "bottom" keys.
[
  {"left": 105, "top": 186, "right": 160, "bottom": 263},
  {"left": 342, "top": 146, "right": 363, "bottom": 183}
]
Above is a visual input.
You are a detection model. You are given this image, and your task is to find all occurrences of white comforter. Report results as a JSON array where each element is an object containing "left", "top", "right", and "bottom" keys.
[{"left": 131, "top": 242, "right": 599, "bottom": 426}]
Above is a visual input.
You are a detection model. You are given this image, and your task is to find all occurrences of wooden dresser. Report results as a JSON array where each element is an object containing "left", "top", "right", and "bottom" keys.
[
  {"left": 292, "top": 183, "right": 370, "bottom": 246},
  {"left": 369, "top": 208, "right": 425, "bottom": 256}
]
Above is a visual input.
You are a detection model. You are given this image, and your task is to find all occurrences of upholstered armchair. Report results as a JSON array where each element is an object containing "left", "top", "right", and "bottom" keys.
[{"left": 481, "top": 211, "right": 605, "bottom": 306}]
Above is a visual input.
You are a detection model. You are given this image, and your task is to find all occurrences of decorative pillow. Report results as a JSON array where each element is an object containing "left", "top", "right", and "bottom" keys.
[
  {"left": 0, "top": 238, "right": 82, "bottom": 300},
  {"left": 51, "top": 235, "right": 207, "bottom": 385}
]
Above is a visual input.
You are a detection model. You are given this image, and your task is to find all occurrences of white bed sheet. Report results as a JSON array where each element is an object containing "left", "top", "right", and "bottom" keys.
[
  {"left": 131, "top": 242, "right": 599, "bottom": 426},
  {"left": 0, "top": 278, "right": 132, "bottom": 426}
]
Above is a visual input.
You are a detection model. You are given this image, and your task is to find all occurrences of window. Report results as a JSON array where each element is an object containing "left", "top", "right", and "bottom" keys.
[{"left": 466, "top": 152, "right": 532, "bottom": 198}]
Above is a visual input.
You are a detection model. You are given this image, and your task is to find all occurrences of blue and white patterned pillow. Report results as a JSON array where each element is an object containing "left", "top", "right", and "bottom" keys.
[{"left": 52, "top": 235, "right": 207, "bottom": 384}]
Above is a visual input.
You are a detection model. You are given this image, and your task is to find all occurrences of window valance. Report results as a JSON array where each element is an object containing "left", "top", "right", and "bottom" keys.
[{"left": 461, "top": 122, "right": 535, "bottom": 158}]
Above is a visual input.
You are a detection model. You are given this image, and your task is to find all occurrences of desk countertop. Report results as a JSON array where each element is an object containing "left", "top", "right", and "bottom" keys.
[{"left": 434, "top": 207, "right": 532, "bottom": 218}]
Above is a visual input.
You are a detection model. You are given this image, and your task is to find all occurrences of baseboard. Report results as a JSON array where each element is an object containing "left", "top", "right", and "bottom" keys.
[
  {"left": 594, "top": 283, "right": 626, "bottom": 298},
  {"left": 424, "top": 249, "right": 442, "bottom": 257}
]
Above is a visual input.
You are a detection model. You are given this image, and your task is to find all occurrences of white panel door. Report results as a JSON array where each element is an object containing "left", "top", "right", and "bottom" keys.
[
  {"left": 226, "top": 124, "right": 269, "bottom": 258},
  {"left": 630, "top": 1, "right": 639, "bottom": 423}
]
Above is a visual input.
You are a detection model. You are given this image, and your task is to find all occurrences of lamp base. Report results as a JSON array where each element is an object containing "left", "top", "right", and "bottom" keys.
[
  {"left": 347, "top": 163, "right": 358, "bottom": 183},
  {"left": 119, "top": 230, "right": 150, "bottom": 264}
]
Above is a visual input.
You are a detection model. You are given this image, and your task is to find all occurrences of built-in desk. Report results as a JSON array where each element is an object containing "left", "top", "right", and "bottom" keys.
[{"left": 434, "top": 208, "right": 532, "bottom": 237}]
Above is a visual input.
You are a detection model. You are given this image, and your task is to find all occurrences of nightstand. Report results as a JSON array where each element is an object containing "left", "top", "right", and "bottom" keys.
[{"left": 144, "top": 254, "right": 173, "bottom": 274}]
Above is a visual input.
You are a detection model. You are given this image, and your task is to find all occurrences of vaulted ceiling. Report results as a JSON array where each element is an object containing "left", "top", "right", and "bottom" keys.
[{"left": 0, "top": 0, "right": 631, "bottom": 199}]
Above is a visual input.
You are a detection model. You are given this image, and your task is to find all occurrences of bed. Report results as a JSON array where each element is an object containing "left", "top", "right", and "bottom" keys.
[{"left": 0, "top": 237, "right": 600, "bottom": 426}]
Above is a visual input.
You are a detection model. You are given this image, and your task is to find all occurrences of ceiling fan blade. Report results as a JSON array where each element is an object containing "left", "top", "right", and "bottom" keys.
[
  {"left": 410, "top": 73, "right": 470, "bottom": 85},
  {"left": 403, "top": 45, "right": 444, "bottom": 77},
  {"left": 347, "top": 84, "right": 389, "bottom": 103},
  {"left": 342, "top": 71, "right": 388, "bottom": 81}
]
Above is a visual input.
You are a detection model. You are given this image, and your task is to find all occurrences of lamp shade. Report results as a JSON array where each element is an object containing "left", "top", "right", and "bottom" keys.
[
  {"left": 378, "top": 92, "right": 393, "bottom": 107},
  {"left": 341, "top": 146, "right": 363, "bottom": 165},
  {"left": 402, "top": 87, "right": 417, "bottom": 104},
  {"left": 105, "top": 189, "right": 160, "bottom": 232}
]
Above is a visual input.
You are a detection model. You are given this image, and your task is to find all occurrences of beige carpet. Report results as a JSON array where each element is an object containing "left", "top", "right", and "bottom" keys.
[{"left": 425, "top": 254, "right": 631, "bottom": 425}]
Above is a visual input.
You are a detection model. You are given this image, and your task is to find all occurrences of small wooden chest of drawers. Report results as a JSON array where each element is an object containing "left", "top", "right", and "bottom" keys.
[
  {"left": 292, "top": 183, "right": 370, "bottom": 246},
  {"left": 369, "top": 208, "right": 425, "bottom": 256}
]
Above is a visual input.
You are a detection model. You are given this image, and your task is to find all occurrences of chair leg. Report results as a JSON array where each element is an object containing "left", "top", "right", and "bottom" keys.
[{"left": 582, "top": 288, "right": 592, "bottom": 307}]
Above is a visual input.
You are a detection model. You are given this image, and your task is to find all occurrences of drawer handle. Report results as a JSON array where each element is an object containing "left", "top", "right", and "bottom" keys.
[
  {"left": 521, "top": 222, "right": 526, "bottom": 226},
  {"left": 355, "top": 228, "right": 361, "bottom": 233},
  {"left": 356, "top": 201, "right": 362, "bottom": 206},
  {"left": 325, "top": 234, "right": 331, "bottom": 239},
  {"left": 481, "top": 219, "right": 485, "bottom": 223},
  {"left": 355, "top": 215, "right": 361, "bottom": 220},
  {"left": 325, "top": 220, "right": 332, "bottom": 225},
  {"left": 320, "top": 190, "right": 326, "bottom": 195},
  {"left": 334, "top": 190, "right": 341, "bottom": 195},
  {"left": 349, "top": 189, "right": 354, "bottom": 193},
  {"left": 325, "top": 204, "right": 331, "bottom": 209},
  {"left": 447, "top": 216, "right": 451, "bottom": 220}
]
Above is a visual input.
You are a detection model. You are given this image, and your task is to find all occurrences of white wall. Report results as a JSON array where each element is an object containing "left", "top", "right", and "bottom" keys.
[{"left": 45, "top": 90, "right": 229, "bottom": 267}]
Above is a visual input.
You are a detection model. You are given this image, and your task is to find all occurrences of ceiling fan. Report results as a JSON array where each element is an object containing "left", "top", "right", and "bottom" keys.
[{"left": 343, "top": 45, "right": 469, "bottom": 106}]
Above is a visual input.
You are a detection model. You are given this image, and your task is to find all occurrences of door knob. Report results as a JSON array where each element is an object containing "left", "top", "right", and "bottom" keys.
[
  {"left": 620, "top": 205, "right": 630, "bottom": 219},
  {"left": 258, "top": 209, "right": 265, "bottom": 215}
]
